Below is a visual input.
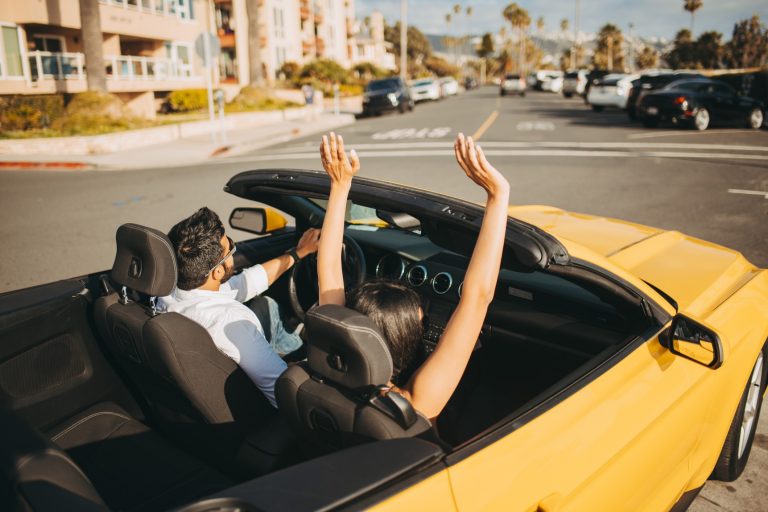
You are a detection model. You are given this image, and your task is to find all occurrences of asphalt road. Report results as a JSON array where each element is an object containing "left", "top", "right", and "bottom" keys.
[{"left": 1, "top": 87, "right": 767, "bottom": 510}]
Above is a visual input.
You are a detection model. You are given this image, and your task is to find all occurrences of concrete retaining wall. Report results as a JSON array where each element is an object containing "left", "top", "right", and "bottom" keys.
[{"left": 0, "top": 100, "right": 323, "bottom": 156}]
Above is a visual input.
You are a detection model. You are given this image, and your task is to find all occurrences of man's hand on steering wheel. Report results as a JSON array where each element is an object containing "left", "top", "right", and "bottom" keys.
[{"left": 296, "top": 228, "right": 321, "bottom": 259}]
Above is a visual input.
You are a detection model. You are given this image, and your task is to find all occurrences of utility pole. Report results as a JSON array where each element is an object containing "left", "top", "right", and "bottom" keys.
[
  {"left": 607, "top": 35, "right": 613, "bottom": 70},
  {"left": 628, "top": 22, "right": 635, "bottom": 73},
  {"left": 400, "top": 0, "right": 407, "bottom": 82},
  {"left": 574, "top": 0, "right": 580, "bottom": 68}
]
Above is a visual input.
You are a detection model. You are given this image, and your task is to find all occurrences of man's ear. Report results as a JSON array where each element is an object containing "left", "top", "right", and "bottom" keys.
[{"left": 210, "top": 264, "right": 224, "bottom": 283}]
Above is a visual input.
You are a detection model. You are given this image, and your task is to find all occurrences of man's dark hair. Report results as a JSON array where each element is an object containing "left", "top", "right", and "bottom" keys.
[
  {"left": 348, "top": 280, "right": 424, "bottom": 385},
  {"left": 168, "top": 207, "right": 225, "bottom": 290}
]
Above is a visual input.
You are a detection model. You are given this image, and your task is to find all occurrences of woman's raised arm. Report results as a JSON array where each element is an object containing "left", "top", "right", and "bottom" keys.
[
  {"left": 400, "top": 133, "right": 510, "bottom": 418},
  {"left": 318, "top": 132, "right": 360, "bottom": 306}
]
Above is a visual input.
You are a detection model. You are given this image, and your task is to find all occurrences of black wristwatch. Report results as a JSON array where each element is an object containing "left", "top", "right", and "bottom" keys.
[{"left": 287, "top": 247, "right": 301, "bottom": 264}]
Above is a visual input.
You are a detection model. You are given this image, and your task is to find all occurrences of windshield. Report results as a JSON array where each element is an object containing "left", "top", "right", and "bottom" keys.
[{"left": 366, "top": 79, "right": 400, "bottom": 91}]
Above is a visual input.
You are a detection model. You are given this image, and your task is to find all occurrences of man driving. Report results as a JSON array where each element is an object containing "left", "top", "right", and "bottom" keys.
[{"left": 157, "top": 207, "right": 320, "bottom": 407}]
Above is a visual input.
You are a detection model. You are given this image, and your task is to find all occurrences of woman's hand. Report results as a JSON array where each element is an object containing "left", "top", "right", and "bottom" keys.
[
  {"left": 453, "top": 133, "right": 509, "bottom": 199},
  {"left": 320, "top": 132, "right": 359, "bottom": 186}
]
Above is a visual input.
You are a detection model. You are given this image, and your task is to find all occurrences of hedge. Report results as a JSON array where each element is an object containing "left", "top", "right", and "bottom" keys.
[{"left": 0, "top": 95, "right": 65, "bottom": 131}]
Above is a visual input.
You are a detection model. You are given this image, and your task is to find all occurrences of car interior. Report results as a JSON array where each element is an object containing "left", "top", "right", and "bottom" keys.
[{"left": 0, "top": 171, "right": 664, "bottom": 511}]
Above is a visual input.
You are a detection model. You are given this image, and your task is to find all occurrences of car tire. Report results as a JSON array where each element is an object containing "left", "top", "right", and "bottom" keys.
[
  {"left": 592, "top": 105, "right": 604, "bottom": 112},
  {"left": 711, "top": 343, "right": 767, "bottom": 482},
  {"left": 520, "top": 92, "right": 526, "bottom": 97},
  {"left": 564, "top": 92, "right": 573, "bottom": 98},
  {"left": 747, "top": 108, "right": 764, "bottom": 129},
  {"left": 642, "top": 119, "right": 658, "bottom": 128},
  {"left": 627, "top": 108, "right": 637, "bottom": 121},
  {"left": 694, "top": 108, "right": 710, "bottom": 131},
  {"left": 398, "top": 102, "right": 407, "bottom": 114},
  {"left": 500, "top": 90, "right": 506, "bottom": 96}
]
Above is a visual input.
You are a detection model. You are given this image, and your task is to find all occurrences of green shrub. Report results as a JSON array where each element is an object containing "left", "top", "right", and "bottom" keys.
[
  {"left": 338, "top": 83, "right": 364, "bottom": 96},
  {"left": 300, "top": 59, "right": 350, "bottom": 85},
  {"left": 425, "top": 56, "right": 460, "bottom": 78},
  {"left": 352, "top": 62, "right": 390, "bottom": 80},
  {"left": 0, "top": 95, "right": 65, "bottom": 132},
  {"left": 51, "top": 91, "right": 142, "bottom": 135},
  {"left": 226, "top": 85, "right": 300, "bottom": 112},
  {"left": 278, "top": 61, "right": 301, "bottom": 81},
  {"left": 167, "top": 88, "right": 209, "bottom": 112}
]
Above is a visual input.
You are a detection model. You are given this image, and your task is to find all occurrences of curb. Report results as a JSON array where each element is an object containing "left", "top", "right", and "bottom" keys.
[{"left": 0, "top": 161, "right": 94, "bottom": 171}]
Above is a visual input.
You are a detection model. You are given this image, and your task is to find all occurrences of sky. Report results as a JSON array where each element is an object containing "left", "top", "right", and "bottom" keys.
[{"left": 356, "top": 0, "right": 768, "bottom": 41}]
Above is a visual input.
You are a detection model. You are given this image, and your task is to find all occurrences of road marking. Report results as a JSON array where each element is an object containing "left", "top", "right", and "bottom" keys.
[
  {"left": 516, "top": 121, "right": 556, "bottom": 131},
  {"left": 271, "top": 140, "right": 768, "bottom": 154},
  {"left": 472, "top": 110, "right": 499, "bottom": 140},
  {"left": 628, "top": 129, "right": 762, "bottom": 140},
  {"left": 371, "top": 127, "right": 451, "bottom": 140},
  {"left": 224, "top": 149, "right": 768, "bottom": 162},
  {"left": 728, "top": 189, "right": 768, "bottom": 199}
]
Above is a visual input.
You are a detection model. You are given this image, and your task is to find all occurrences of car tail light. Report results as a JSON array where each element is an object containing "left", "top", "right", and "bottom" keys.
[{"left": 674, "top": 96, "right": 687, "bottom": 105}]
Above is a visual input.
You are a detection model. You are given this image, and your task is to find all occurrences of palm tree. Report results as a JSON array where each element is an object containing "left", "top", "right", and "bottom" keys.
[
  {"left": 245, "top": 0, "right": 263, "bottom": 85},
  {"left": 536, "top": 16, "right": 545, "bottom": 36},
  {"left": 78, "top": 0, "right": 106, "bottom": 91},
  {"left": 503, "top": 3, "right": 531, "bottom": 73},
  {"left": 560, "top": 18, "right": 569, "bottom": 34},
  {"left": 683, "top": 0, "right": 703, "bottom": 33}
]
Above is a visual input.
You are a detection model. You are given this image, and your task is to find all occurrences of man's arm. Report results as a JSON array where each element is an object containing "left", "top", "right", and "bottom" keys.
[{"left": 260, "top": 228, "right": 321, "bottom": 286}]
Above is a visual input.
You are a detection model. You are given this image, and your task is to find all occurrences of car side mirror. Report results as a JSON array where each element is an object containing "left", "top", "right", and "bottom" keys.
[
  {"left": 229, "top": 207, "right": 288, "bottom": 235},
  {"left": 661, "top": 315, "right": 723, "bottom": 369}
]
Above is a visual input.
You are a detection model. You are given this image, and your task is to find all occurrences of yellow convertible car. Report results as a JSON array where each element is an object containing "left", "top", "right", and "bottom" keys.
[{"left": 1, "top": 169, "right": 766, "bottom": 512}]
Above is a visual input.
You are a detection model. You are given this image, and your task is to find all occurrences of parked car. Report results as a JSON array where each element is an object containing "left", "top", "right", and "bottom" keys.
[
  {"left": 626, "top": 71, "right": 702, "bottom": 120},
  {"left": 583, "top": 69, "right": 613, "bottom": 102},
  {"left": 637, "top": 78, "right": 765, "bottom": 130},
  {"left": 538, "top": 70, "right": 564, "bottom": 93},
  {"left": 562, "top": 70, "right": 588, "bottom": 98},
  {"left": 362, "top": 77, "right": 414, "bottom": 116},
  {"left": 464, "top": 76, "right": 478, "bottom": 90},
  {"left": 409, "top": 78, "right": 441, "bottom": 102},
  {"left": 500, "top": 73, "right": 527, "bottom": 96},
  {"left": 586, "top": 73, "right": 639, "bottom": 111},
  {"left": 3, "top": 168, "right": 768, "bottom": 512},
  {"left": 438, "top": 76, "right": 460, "bottom": 97}
]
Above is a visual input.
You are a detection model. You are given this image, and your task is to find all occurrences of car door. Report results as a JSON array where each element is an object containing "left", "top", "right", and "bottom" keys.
[
  {"left": 0, "top": 277, "right": 141, "bottom": 429},
  {"left": 445, "top": 327, "right": 712, "bottom": 511},
  {"left": 712, "top": 83, "right": 742, "bottom": 125}
]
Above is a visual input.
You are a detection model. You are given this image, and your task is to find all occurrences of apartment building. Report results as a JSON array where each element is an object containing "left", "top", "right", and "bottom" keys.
[{"left": 0, "top": 0, "right": 212, "bottom": 117}]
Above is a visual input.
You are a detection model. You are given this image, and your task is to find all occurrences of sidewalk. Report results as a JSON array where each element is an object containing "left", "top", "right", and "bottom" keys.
[{"left": 0, "top": 111, "right": 355, "bottom": 171}]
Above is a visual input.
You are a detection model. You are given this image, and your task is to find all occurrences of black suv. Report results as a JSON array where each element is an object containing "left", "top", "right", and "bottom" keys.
[
  {"left": 362, "top": 77, "right": 414, "bottom": 116},
  {"left": 626, "top": 72, "right": 702, "bottom": 120}
]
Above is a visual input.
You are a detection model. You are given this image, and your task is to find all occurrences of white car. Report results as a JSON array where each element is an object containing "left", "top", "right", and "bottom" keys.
[
  {"left": 562, "top": 70, "right": 588, "bottom": 97},
  {"left": 438, "top": 77, "right": 459, "bottom": 97},
  {"left": 409, "top": 78, "right": 441, "bottom": 102},
  {"left": 538, "top": 71, "right": 564, "bottom": 93},
  {"left": 500, "top": 73, "right": 527, "bottom": 97},
  {"left": 587, "top": 73, "right": 640, "bottom": 111}
]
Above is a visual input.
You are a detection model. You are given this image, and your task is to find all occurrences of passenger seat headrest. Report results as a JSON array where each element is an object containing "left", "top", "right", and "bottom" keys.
[
  {"left": 305, "top": 304, "right": 393, "bottom": 390},
  {"left": 111, "top": 223, "right": 177, "bottom": 297}
]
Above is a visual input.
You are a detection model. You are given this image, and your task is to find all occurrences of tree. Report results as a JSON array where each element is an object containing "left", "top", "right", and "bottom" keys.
[
  {"left": 560, "top": 18, "right": 569, "bottom": 34},
  {"left": 536, "top": 16, "right": 545, "bottom": 34},
  {"left": 78, "top": 0, "right": 106, "bottom": 91},
  {"left": 592, "top": 23, "right": 624, "bottom": 70},
  {"left": 696, "top": 31, "right": 723, "bottom": 69},
  {"left": 683, "top": 0, "right": 703, "bottom": 33},
  {"left": 245, "top": 0, "right": 263, "bottom": 85},
  {"left": 384, "top": 22, "right": 432, "bottom": 70},
  {"left": 664, "top": 29, "right": 697, "bottom": 68},
  {"left": 503, "top": 3, "right": 531, "bottom": 73},
  {"left": 635, "top": 47, "right": 659, "bottom": 69},
  {"left": 477, "top": 32, "right": 495, "bottom": 58},
  {"left": 724, "top": 15, "right": 768, "bottom": 68}
]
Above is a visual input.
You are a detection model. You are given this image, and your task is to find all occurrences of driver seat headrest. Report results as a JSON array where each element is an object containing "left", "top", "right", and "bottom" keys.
[
  {"left": 305, "top": 304, "right": 394, "bottom": 390},
  {"left": 110, "top": 223, "right": 177, "bottom": 297}
]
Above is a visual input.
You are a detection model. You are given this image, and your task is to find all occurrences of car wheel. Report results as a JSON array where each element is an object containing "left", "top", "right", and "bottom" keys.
[
  {"left": 520, "top": 92, "right": 526, "bottom": 97},
  {"left": 592, "top": 105, "right": 604, "bottom": 112},
  {"left": 563, "top": 92, "right": 573, "bottom": 98},
  {"left": 642, "top": 119, "right": 658, "bottom": 128},
  {"left": 747, "top": 108, "right": 764, "bottom": 129},
  {"left": 694, "top": 108, "right": 710, "bottom": 131},
  {"left": 398, "top": 102, "right": 407, "bottom": 114},
  {"left": 500, "top": 90, "right": 506, "bottom": 96},
  {"left": 627, "top": 109, "right": 637, "bottom": 121},
  {"left": 711, "top": 343, "right": 767, "bottom": 482}
]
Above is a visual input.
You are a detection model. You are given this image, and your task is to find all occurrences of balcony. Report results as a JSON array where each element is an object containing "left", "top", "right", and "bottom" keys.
[
  {"left": 218, "top": 31, "right": 236, "bottom": 48},
  {"left": 315, "top": 37, "right": 325, "bottom": 55},
  {"left": 16, "top": 51, "right": 202, "bottom": 95}
]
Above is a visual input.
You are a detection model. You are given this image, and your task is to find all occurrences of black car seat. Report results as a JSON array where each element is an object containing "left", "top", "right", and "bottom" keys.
[
  {"left": 93, "top": 224, "right": 279, "bottom": 476},
  {"left": 275, "top": 304, "right": 431, "bottom": 450}
]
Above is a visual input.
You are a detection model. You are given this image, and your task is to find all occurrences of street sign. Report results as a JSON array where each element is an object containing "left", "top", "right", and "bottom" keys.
[{"left": 194, "top": 33, "right": 220, "bottom": 68}]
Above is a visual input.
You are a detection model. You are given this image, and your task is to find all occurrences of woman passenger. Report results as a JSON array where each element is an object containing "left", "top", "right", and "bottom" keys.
[{"left": 317, "top": 132, "right": 510, "bottom": 419}]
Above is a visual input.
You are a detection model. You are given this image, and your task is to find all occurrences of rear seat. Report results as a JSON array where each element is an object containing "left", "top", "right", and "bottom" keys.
[{"left": 1, "top": 402, "right": 232, "bottom": 511}]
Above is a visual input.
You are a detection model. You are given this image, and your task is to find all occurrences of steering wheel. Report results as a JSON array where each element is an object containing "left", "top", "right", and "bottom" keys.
[{"left": 288, "top": 233, "right": 367, "bottom": 320}]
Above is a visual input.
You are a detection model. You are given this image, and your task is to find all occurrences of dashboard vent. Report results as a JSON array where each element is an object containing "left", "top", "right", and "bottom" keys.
[
  {"left": 407, "top": 265, "right": 428, "bottom": 286},
  {"left": 432, "top": 272, "right": 453, "bottom": 295}
]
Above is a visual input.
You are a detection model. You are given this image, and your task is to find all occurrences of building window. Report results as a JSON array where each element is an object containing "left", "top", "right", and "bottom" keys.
[
  {"left": 274, "top": 7, "right": 285, "bottom": 39},
  {"left": 276, "top": 46, "right": 286, "bottom": 67},
  {"left": 32, "top": 35, "right": 66, "bottom": 53},
  {"left": 0, "top": 25, "right": 24, "bottom": 77}
]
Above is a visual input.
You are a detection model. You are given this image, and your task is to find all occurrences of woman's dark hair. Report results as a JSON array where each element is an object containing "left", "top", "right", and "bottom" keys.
[
  {"left": 348, "top": 280, "right": 423, "bottom": 384},
  {"left": 168, "top": 207, "right": 225, "bottom": 290}
]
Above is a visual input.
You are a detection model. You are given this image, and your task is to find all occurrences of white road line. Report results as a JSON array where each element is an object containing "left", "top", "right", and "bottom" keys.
[
  {"left": 223, "top": 149, "right": 768, "bottom": 162},
  {"left": 628, "top": 129, "right": 762, "bottom": 139},
  {"left": 728, "top": 189, "right": 768, "bottom": 198}
]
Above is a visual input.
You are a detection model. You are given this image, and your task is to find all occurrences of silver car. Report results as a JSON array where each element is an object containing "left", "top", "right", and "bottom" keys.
[{"left": 500, "top": 73, "right": 526, "bottom": 97}]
